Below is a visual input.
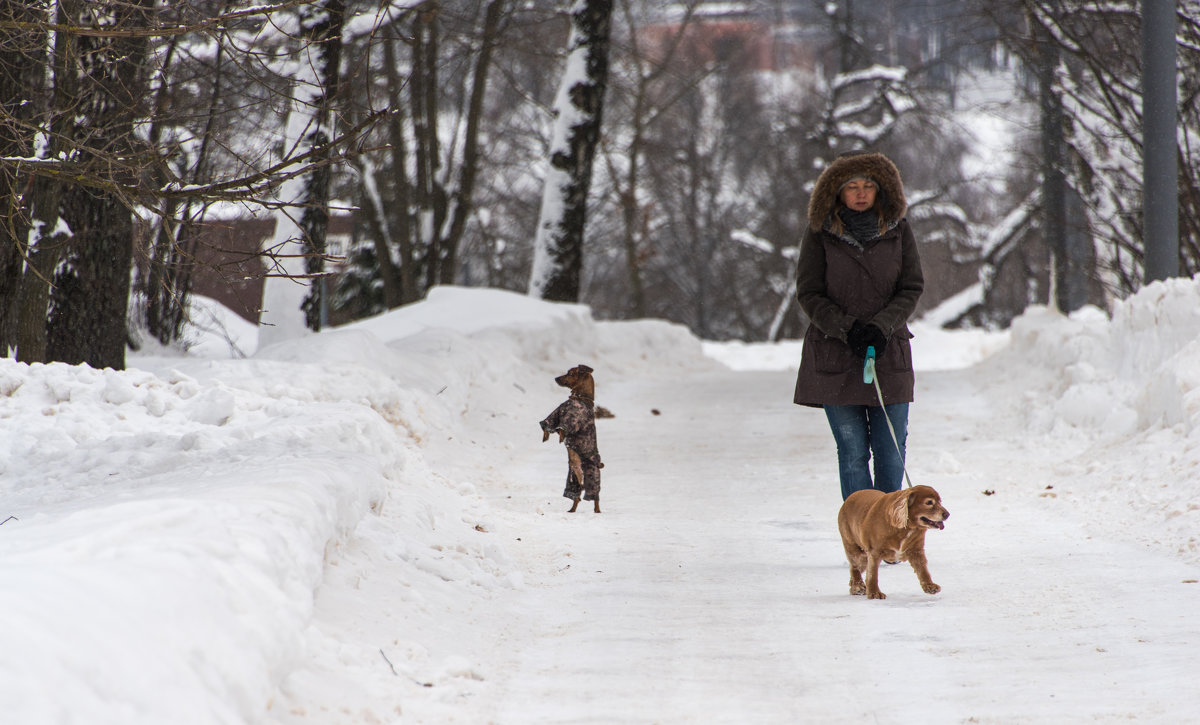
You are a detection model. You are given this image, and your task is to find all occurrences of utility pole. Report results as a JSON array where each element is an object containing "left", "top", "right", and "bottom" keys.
[{"left": 1142, "top": 0, "right": 1178, "bottom": 283}]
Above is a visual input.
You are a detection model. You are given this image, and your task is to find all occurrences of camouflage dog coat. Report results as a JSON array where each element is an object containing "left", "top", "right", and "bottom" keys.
[{"left": 540, "top": 396, "right": 602, "bottom": 501}]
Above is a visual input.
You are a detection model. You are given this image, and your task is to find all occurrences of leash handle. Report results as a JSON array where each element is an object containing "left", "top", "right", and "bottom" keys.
[{"left": 863, "top": 346, "right": 876, "bottom": 384}]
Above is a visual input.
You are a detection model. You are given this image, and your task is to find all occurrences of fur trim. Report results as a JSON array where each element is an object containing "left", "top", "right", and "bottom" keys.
[{"left": 807, "top": 152, "right": 907, "bottom": 230}]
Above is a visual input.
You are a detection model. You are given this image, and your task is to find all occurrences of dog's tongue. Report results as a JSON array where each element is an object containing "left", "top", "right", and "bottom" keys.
[{"left": 933, "top": 521, "right": 945, "bottom": 530}]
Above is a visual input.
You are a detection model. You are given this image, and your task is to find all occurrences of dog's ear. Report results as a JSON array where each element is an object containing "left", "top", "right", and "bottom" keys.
[
  {"left": 577, "top": 364, "right": 594, "bottom": 374},
  {"left": 887, "top": 490, "right": 912, "bottom": 528}
]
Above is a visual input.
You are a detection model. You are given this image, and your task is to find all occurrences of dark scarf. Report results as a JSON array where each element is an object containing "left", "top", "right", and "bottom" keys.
[{"left": 835, "top": 206, "right": 882, "bottom": 244}]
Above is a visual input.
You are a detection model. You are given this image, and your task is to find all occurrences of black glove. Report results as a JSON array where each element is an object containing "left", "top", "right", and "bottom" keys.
[{"left": 847, "top": 321, "right": 888, "bottom": 360}]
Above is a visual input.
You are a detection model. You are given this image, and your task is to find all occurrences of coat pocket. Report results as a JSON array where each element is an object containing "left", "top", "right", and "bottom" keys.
[
  {"left": 880, "top": 330, "right": 913, "bottom": 373},
  {"left": 813, "top": 334, "right": 857, "bottom": 374}
]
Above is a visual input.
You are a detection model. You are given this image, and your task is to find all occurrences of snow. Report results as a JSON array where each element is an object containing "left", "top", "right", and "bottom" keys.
[
  {"left": 832, "top": 64, "right": 907, "bottom": 90},
  {"left": 3, "top": 282, "right": 1200, "bottom": 723}
]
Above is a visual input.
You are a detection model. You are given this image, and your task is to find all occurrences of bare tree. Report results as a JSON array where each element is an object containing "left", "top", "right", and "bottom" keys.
[
  {"left": 601, "top": 0, "right": 706, "bottom": 318},
  {"left": 1, "top": 1, "right": 392, "bottom": 364},
  {"left": 981, "top": 1, "right": 1200, "bottom": 296},
  {"left": 333, "top": 0, "right": 507, "bottom": 316}
]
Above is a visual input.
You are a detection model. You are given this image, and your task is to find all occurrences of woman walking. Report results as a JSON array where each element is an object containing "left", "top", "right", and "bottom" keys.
[{"left": 792, "top": 152, "right": 924, "bottom": 501}]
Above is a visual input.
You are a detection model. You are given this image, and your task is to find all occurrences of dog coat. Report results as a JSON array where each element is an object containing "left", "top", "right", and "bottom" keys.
[{"left": 540, "top": 396, "right": 602, "bottom": 501}]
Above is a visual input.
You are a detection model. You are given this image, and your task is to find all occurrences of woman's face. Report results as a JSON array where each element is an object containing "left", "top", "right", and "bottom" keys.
[{"left": 840, "top": 179, "right": 877, "bottom": 212}]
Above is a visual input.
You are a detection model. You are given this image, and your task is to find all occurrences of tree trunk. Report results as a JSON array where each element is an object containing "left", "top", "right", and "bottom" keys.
[
  {"left": 46, "top": 0, "right": 153, "bottom": 369},
  {"left": 411, "top": 3, "right": 444, "bottom": 294},
  {"left": 529, "top": 0, "right": 614, "bottom": 302},
  {"left": 1032, "top": 15, "right": 1090, "bottom": 315},
  {"left": 142, "top": 32, "right": 189, "bottom": 346},
  {"left": 47, "top": 191, "right": 135, "bottom": 368},
  {"left": 298, "top": 0, "right": 347, "bottom": 332},
  {"left": 438, "top": 0, "right": 505, "bottom": 286},
  {"left": 260, "top": 0, "right": 346, "bottom": 345},
  {"left": 0, "top": 1, "right": 43, "bottom": 354},
  {"left": 382, "top": 32, "right": 418, "bottom": 305},
  {"left": 15, "top": 0, "right": 81, "bottom": 364}
]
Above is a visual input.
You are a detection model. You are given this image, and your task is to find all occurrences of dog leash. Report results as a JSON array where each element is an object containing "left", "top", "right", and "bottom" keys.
[{"left": 863, "top": 346, "right": 914, "bottom": 489}]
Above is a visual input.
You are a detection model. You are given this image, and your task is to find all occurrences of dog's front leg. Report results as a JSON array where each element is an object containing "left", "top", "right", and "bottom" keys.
[
  {"left": 865, "top": 553, "right": 886, "bottom": 600},
  {"left": 907, "top": 550, "right": 940, "bottom": 594}
]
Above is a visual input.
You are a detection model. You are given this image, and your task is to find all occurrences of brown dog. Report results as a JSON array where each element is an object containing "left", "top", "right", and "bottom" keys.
[
  {"left": 539, "top": 365, "right": 603, "bottom": 513},
  {"left": 837, "top": 485, "right": 948, "bottom": 600}
]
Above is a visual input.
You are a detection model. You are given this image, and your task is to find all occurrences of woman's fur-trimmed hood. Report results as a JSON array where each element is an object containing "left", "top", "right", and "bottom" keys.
[{"left": 807, "top": 152, "right": 907, "bottom": 230}]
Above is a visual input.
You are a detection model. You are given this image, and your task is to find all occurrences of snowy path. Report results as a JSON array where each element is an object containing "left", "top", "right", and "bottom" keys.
[
  {"left": 471, "top": 368, "right": 1199, "bottom": 723},
  {"left": 281, "top": 362, "right": 1200, "bottom": 724}
]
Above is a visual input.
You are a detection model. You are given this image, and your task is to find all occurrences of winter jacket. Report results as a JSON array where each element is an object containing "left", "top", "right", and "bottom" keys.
[
  {"left": 540, "top": 396, "right": 602, "bottom": 500},
  {"left": 793, "top": 152, "right": 924, "bottom": 408}
]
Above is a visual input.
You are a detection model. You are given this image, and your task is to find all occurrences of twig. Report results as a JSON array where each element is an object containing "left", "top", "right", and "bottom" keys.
[
  {"left": 0, "top": 516, "right": 18, "bottom": 526},
  {"left": 379, "top": 648, "right": 434, "bottom": 688},
  {"left": 379, "top": 648, "right": 399, "bottom": 676}
]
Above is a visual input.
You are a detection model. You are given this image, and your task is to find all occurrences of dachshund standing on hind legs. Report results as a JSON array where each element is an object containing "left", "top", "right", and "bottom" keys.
[{"left": 540, "top": 364, "right": 604, "bottom": 513}]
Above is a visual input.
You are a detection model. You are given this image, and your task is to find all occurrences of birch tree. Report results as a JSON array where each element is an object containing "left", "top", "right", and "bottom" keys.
[{"left": 528, "top": 0, "right": 614, "bottom": 302}]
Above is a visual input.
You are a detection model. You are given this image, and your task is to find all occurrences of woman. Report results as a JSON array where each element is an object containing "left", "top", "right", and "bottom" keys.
[{"left": 792, "top": 152, "right": 924, "bottom": 501}]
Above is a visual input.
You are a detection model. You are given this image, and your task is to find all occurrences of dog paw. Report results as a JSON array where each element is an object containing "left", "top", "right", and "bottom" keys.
[
  {"left": 867, "top": 590, "right": 887, "bottom": 600},
  {"left": 923, "top": 582, "right": 941, "bottom": 594},
  {"left": 849, "top": 583, "right": 867, "bottom": 596}
]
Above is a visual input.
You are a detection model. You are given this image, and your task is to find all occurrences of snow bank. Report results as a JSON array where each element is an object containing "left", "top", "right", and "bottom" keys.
[
  {"left": 984, "top": 277, "right": 1200, "bottom": 437},
  {"left": 978, "top": 276, "right": 1200, "bottom": 561},
  {"left": 0, "top": 356, "right": 397, "bottom": 723},
  {"left": 0, "top": 286, "right": 716, "bottom": 724}
]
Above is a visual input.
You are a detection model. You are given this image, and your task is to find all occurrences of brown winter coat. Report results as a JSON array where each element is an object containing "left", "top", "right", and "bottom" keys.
[{"left": 793, "top": 153, "right": 924, "bottom": 407}]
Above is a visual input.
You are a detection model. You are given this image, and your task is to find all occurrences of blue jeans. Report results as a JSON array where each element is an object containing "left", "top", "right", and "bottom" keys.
[{"left": 824, "top": 403, "right": 909, "bottom": 500}]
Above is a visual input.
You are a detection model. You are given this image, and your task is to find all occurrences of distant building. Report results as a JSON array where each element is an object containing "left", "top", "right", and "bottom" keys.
[
  {"left": 135, "top": 212, "right": 355, "bottom": 325},
  {"left": 639, "top": 2, "right": 820, "bottom": 74}
]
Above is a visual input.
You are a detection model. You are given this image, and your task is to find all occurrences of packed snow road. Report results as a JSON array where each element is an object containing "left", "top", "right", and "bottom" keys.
[
  {"left": 319, "top": 363, "right": 1199, "bottom": 724},
  {"left": 492, "top": 370, "right": 1197, "bottom": 723}
]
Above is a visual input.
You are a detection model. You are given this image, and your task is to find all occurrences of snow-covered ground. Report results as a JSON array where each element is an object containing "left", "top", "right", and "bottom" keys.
[{"left": 2, "top": 282, "right": 1199, "bottom": 724}]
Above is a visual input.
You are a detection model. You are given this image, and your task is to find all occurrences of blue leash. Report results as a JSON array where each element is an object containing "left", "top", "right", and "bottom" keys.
[{"left": 863, "top": 347, "right": 914, "bottom": 489}]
